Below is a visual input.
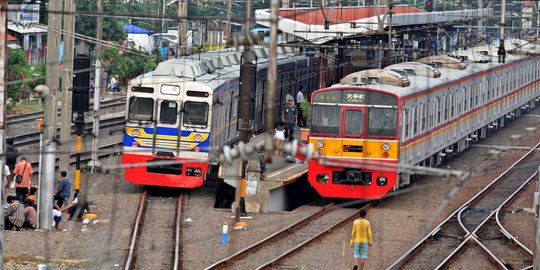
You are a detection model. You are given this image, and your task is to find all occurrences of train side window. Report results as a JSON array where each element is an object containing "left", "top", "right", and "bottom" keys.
[
  {"left": 413, "top": 106, "right": 418, "bottom": 135},
  {"left": 403, "top": 108, "right": 409, "bottom": 140},
  {"left": 444, "top": 95, "right": 449, "bottom": 121},
  {"left": 344, "top": 109, "right": 364, "bottom": 136},
  {"left": 183, "top": 101, "right": 209, "bottom": 127},
  {"left": 159, "top": 101, "right": 177, "bottom": 124},
  {"left": 421, "top": 103, "right": 427, "bottom": 132},
  {"left": 436, "top": 97, "right": 441, "bottom": 125},
  {"left": 128, "top": 97, "right": 154, "bottom": 122}
]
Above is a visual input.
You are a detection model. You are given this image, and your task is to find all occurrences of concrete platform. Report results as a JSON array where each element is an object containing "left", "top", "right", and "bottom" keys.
[{"left": 218, "top": 128, "right": 308, "bottom": 213}]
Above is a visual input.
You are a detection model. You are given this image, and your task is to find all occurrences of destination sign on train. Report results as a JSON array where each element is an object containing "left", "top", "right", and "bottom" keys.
[{"left": 313, "top": 90, "right": 397, "bottom": 106}]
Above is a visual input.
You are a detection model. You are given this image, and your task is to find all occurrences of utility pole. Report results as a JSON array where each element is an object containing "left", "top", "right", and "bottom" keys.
[
  {"left": 177, "top": 0, "right": 187, "bottom": 56},
  {"left": 235, "top": 0, "right": 255, "bottom": 225},
  {"left": 59, "top": 0, "right": 76, "bottom": 173},
  {"left": 265, "top": 0, "right": 279, "bottom": 163},
  {"left": 227, "top": 0, "right": 232, "bottom": 44},
  {"left": 281, "top": 0, "right": 289, "bottom": 42},
  {"left": 89, "top": 0, "right": 103, "bottom": 170},
  {"left": 0, "top": 0, "right": 8, "bottom": 264},
  {"left": 40, "top": 0, "right": 62, "bottom": 231},
  {"left": 535, "top": 165, "right": 540, "bottom": 270}
]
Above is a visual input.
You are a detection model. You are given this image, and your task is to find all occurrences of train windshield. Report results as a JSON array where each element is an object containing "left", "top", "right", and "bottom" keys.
[
  {"left": 311, "top": 105, "right": 341, "bottom": 134},
  {"left": 367, "top": 107, "right": 397, "bottom": 137},
  {"left": 345, "top": 109, "right": 364, "bottom": 136},
  {"left": 128, "top": 97, "right": 154, "bottom": 121},
  {"left": 183, "top": 101, "right": 209, "bottom": 127}
]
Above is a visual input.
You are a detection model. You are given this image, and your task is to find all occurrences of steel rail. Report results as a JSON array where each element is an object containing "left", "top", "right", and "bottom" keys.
[
  {"left": 6, "top": 98, "right": 125, "bottom": 125},
  {"left": 30, "top": 141, "right": 123, "bottom": 174},
  {"left": 495, "top": 174, "right": 535, "bottom": 256},
  {"left": 387, "top": 141, "right": 540, "bottom": 269},
  {"left": 254, "top": 204, "right": 372, "bottom": 270},
  {"left": 173, "top": 193, "right": 184, "bottom": 270},
  {"left": 13, "top": 116, "right": 125, "bottom": 147},
  {"left": 124, "top": 191, "right": 148, "bottom": 270},
  {"left": 204, "top": 203, "right": 337, "bottom": 269}
]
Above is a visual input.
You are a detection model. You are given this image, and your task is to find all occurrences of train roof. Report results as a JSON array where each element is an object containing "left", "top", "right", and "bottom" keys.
[
  {"left": 332, "top": 43, "right": 534, "bottom": 99},
  {"left": 130, "top": 46, "right": 307, "bottom": 90}
]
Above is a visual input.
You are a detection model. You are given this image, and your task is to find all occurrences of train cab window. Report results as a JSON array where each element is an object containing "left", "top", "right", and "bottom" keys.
[
  {"left": 128, "top": 97, "right": 154, "bottom": 122},
  {"left": 183, "top": 101, "right": 209, "bottom": 127},
  {"left": 344, "top": 110, "right": 364, "bottom": 136},
  {"left": 367, "top": 108, "right": 397, "bottom": 137},
  {"left": 311, "top": 105, "right": 340, "bottom": 134},
  {"left": 159, "top": 101, "right": 178, "bottom": 124}
]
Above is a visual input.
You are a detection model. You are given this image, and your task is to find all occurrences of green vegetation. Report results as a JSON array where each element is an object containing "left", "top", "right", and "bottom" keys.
[
  {"left": 102, "top": 46, "right": 156, "bottom": 86},
  {"left": 299, "top": 100, "right": 311, "bottom": 120},
  {"left": 7, "top": 49, "right": 44, "bottom": 104}
]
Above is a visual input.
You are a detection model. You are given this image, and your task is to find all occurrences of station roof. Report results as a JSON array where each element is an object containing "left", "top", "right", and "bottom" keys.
[{"left": 255, "top": 6, "right": 491, "bottom": 44}]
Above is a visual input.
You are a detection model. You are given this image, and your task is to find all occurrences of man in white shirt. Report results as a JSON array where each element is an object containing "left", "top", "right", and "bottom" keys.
[
  {"left": 296, "top": 88, "right": 307, "bottom": 127},
  {"left": 285, "top": 88, "right": 295, "bottom": 105}
]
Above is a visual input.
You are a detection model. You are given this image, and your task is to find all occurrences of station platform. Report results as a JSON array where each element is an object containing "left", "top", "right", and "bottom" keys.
[{"left": 218, "top": 128, "right": 308, "bottom": 213}]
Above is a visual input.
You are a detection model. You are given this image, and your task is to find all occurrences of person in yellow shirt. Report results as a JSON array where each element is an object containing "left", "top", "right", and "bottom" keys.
[{"left": 350, "top": 209, "right": 372, "bottom": 270}]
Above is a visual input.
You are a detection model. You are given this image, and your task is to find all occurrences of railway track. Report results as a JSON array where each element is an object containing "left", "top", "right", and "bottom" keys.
[
  {"left": 125, "top": 191, "right": 185, "bottom": 270},
  {"left": 30, "top": 141, "right": 123, "bottom": 175},
  {"left": 388, "top": 142, "right": 540, "bottom": 270},
  {"left": 205, "top": 203, "right": 369, "bottom": 270},
  {"left": 6, "top": 97, "right": 125, "bottom": 125},
  {"left": 13, "top": 116, "right": 125, "bottom": 147}
]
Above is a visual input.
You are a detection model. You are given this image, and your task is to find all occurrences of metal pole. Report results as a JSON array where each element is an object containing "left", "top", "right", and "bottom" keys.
[
  {"left": 498, "top": 0, "right": 506, "bottom": 63},
  {"left": 236, "top": 0, "right": 253, "bottom": 216},
  {"left": 281, "top": 0, "right": 289, "bottom": 42},
  {"left": 0, "top": 0, "right": 8, "bottom": 264},
  {"left": 227, "top": 0, "right": 232, "bottom": 44},
  {"left": 97, "top": 0, "right": 104, "bottom": 99},
  {"left": 59, "top": 0, "right": 75, "bottom": 173},
  {"left": 265, "top": 0, "right": 279, "bottom": 163},
  {"left": 40, "top": 0, "right": 62, "bottom": 231},
  {"left": 89, "top": 0, "right": 103, "bottom": 170},
  {"left": 177, "top": 0, "right": 187, "bottom": 56},
  {"left": 75, "top": 112, "right": 84, "bottom": 193},
  {"left": 534, "top": 166, "right": 540, "bottom": 270}
]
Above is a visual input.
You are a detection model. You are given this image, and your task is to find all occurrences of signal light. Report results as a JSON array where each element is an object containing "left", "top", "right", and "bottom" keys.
[{"left": 425, "top": 0, "right": 433, "bottom": 12}]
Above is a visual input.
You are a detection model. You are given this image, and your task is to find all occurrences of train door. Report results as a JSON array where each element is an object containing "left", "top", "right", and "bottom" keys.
[
  {"left": 155, "top": 99, "right": 181, "bottom": 157},
  {"left": 341, "top": 107, "right": 365, "bottom": 159}
]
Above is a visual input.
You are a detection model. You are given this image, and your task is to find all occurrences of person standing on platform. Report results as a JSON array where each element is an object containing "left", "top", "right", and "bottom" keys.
[
  {"left": 296, "top": 88, "right": 306, "bottom": 127},
  {"left": 13, "top": 157, "right": 32, "bottom": 202},
  {"left": 285, "top": 88, "right": 295, "bottom": 105},
  {"left": 350, "top": 209, "right": 372, "bottom": 270},
  {"left": 54, "top": 171, "right": 71, "bottom": 208},
  {"left": 281, "top": 98, "right": 298, "bottom": 141}
]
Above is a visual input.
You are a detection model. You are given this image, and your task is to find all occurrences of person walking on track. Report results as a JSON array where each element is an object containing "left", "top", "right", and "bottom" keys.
[{"left": 350, "top": 209, "right": 372, "bottom": 270}]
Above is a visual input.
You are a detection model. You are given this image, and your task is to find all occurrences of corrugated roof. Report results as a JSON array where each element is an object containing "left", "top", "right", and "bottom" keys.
[{"left": 278, "top": 6, "right": 423, "bottom": 25}]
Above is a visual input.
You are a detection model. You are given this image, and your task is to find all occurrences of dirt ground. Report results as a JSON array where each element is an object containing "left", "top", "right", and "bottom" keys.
[{"left": 4, "top": 107, "right": 540, "bottom": 269}]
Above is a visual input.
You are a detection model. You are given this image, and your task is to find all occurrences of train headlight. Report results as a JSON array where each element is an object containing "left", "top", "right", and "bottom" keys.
[
  {"left": 316, "top": 174, "right": 329, "bottom": 184},
  {"left": 316, "top": 140, "right": 324, "bottom": 148},
  {"left": 382, "top": 143, "right": 391, "bottom": 151},
  {"left": 132, "top": 129, "right": 140, "bottom": 137},
  {"left": 377, "top": 176, "right": 388, "bottom": 186},
  {"left": 194, "top": 134, "right": 203, "bottom": 142}
]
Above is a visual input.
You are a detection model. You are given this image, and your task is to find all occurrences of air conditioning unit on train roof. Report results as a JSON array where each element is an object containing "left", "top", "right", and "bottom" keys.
[
  {"left": 340, "top": 69, "right": 410, "bottom": 87},
  {"left": 254, "top": 48, "right": 268, "bottom": 58},
  {"left": 417, "top": 55, "right": 467, "bottom": 70},
  {"left": 385, "top": 62, "right": 441, "bottom": 78}
]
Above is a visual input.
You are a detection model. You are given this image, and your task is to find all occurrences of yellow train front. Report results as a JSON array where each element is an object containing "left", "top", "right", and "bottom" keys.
[{"left": 308, "top": 86, "right": 400, "bottom": 199}]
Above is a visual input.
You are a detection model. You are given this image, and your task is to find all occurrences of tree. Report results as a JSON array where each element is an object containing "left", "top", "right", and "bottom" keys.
[
  {"left": 7, "top": 49, "right": 40, "bottom": 102},
  {"left": 101, "top": 46, "right": 156, "bottom": 88}
]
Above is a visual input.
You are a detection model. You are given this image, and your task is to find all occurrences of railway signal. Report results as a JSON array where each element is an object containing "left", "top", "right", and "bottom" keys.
[
  {"left": 73, "top": 42, "right": 91, "bottom": 194},
  {"left": 425, "top": 0, "right": 433, "bottom": 12}
]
